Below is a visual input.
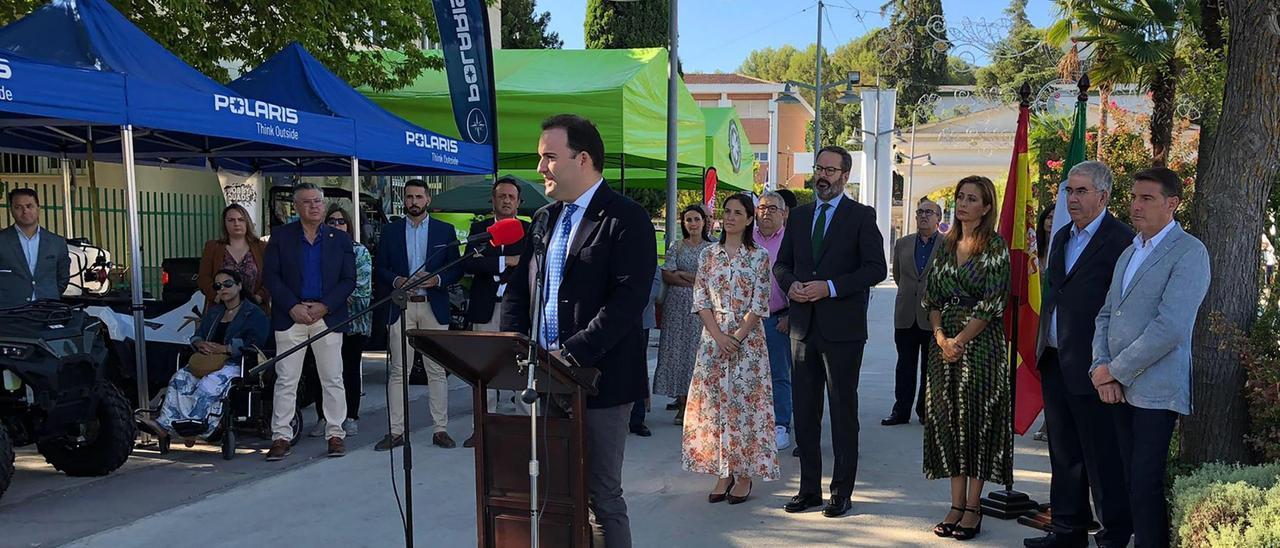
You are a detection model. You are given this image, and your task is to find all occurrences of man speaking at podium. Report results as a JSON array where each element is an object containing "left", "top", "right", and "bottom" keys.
[{"left": 503, "top": 114, "right": 657, "bottom": 548}]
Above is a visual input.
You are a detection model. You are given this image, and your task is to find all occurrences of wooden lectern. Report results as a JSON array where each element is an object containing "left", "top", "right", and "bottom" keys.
[{"left": 407, "top": 330, "right": 600, "bottom": 548}]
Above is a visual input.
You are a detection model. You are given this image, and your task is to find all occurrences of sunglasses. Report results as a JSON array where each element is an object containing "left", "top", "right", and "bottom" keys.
[
  {"left": 213, "top": 279, "right": 238, "bottom": 290},
  {"left": 326, "top": 218, "right": 348, "bottom": 226}
]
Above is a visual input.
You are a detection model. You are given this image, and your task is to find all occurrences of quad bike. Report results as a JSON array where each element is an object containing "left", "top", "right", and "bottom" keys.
[{"left": 0, "top": 301, "right": 136, "bottom": 501}]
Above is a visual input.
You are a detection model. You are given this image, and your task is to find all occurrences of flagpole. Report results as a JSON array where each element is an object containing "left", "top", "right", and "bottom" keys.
[{"left": 981, "top": 83, "right": 1040, "bottom": 521}]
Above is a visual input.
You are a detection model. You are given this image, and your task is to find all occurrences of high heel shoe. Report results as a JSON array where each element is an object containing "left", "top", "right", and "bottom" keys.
[
  {"left": 726, "top": 478, "right": 753, "bottom": 504},
  {"left": 952, "top": 506, "right": 983, "bottom": 541},
  {"left": 933, "top": 505, "right": 965, "bottom": 537},
  {"left": 707, "top": 477, "right": 735, "bottom": 503}
]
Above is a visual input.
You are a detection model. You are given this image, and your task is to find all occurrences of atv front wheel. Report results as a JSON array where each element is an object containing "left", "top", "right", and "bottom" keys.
[
  {"left": 0, "top": 425, "right": 14, "bottom": 500},
  {"left": 37, "top": 381, "right": 136, "bottom": 477}
]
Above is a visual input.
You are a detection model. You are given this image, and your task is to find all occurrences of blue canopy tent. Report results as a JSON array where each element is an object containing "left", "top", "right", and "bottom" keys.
[
  {"left": 229, "top": 42, "right": 495, "bottom": 241},
  {"left": 0, "top": 0, "right": 362, "bottom": 411}
]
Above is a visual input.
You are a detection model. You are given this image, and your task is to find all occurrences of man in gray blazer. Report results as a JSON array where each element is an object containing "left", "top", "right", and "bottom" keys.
[
  {"left": 882, "top": 198, "right": 941, "bottom": 426},
  {"left": 1091, "top": 168, "right": 1209, "bottom": 548},
  {"left": 1, "top": 188, "right": 69, "bottom": 308}
]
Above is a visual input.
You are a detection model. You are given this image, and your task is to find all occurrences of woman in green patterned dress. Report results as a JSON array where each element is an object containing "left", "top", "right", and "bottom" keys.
[{"left": 922, "top": 175, "right": 1011, "bottom": 541}]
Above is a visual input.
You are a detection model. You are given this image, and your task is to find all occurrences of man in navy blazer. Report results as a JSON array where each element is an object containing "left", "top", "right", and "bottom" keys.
[
  {"left": 373, "top": 179, "right": 463, "bottom": 450},
  {"left": 262, "top": 183, "right": 356, "bottom": 461},
  {"left": 1026, "top": 162, "right": 1135, "bottom": 548}
]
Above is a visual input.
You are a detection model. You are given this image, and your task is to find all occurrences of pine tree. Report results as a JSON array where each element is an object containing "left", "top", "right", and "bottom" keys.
[
  {"left": 501, "top": 0, "right": 563, "bottom": 49},
  {"left": 584, "top": 0, "right": 669, "bottom": 49},
  {"left": 880, "top": 0, "right": 948, "bottom": 122}
]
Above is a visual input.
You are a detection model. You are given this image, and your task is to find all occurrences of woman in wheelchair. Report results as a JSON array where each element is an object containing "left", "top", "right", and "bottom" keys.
[{"left": 157, "top": 269, "right": 269, "bottom": 440}]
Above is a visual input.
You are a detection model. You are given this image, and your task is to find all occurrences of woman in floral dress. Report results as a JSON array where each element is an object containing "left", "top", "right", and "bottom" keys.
[
  {"left": 683, "top": 193, "right": 779, "bottom": 505},
  {"left": 921, "top": 175, "right": 1011, "bottom": 541},
  {"left": 653, "top": 204, "right": 714, "bottom": 424}
]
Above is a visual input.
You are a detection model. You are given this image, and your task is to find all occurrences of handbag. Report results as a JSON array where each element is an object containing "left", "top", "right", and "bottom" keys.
[{"left": 188, "top": 352, "right": 230, "bottom": 378}]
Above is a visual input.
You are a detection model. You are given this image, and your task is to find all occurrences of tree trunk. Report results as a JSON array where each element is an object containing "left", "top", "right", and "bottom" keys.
[
  {"left": 1184, "top": 0, "right": 1280, "bottom": 466},
  {"left": 1097, "top": 83, "right": 1112, "bottom": 162},
  {"left": 1147, "top": 60, "right": 1178, "bottom": 167}
]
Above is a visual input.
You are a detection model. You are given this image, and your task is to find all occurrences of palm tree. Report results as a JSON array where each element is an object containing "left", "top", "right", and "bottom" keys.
[
  {"left": 1047, "top": 0, "right": 1119, "bottom": 162},
  {"left": 1064, "top": 0, "right": 1197, "bottom": 167}
]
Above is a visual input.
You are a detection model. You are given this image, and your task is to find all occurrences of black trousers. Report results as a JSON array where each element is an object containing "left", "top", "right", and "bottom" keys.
[
  {"left": 1040, "top": 348, "right": 1132, "bottom": 545},
  {"left": 1112, "top": 402, "right": 1177, "bottom": 548},
  {"left": 891, "top": 326, "right": 930, "bottom": 420},
  {"left": 792, "top": 334, "right": 865, "bottom": 499},
  {"left": 629, "top": 330, "right": 650, "bottom": 427},
  {"left": 304, "top": 332, "right": 367, "bottom": 421}
]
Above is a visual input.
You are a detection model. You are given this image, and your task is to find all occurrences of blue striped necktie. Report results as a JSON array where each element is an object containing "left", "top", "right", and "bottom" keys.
[{"left": 543, "top": 203, "right": 578, "bottom": 347}]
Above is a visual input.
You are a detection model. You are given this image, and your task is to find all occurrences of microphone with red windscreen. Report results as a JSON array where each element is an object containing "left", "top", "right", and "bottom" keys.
[{"left": 436, "top": 216, "right": 525, "bottom": 248}]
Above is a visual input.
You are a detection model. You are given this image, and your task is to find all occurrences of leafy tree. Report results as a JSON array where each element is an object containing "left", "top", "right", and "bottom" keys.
[
  {"left": 0, "top": 0, "right": 454, "bottom": 91},
  {"left": 584, "top": 0, "right": 669, "bottom": 49},
  {"left": 973, "top": 26, "right": 1060, "bottom": 100},
  {"left": 502, "top": 0, "right": 563, "bottom": 49},
  {"left": 879, "top": 0, "right": 949, "bottom": 121}
]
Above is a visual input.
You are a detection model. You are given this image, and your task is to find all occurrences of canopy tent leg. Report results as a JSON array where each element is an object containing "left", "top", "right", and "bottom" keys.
[
  {"left": 120, "top": 125, "right": 149, "bottom": 414},
  {"left": 59, "top": 156, "right": 74, "bottom": 238},
  {"left": 350, "top": 157, "right": 361, "bottom": 243}
]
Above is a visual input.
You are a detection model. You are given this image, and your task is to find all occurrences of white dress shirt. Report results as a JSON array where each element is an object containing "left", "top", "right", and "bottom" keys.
[
  {"left": 1047, "top": 212, "right": 1106, "bottom": 348},
  {"left": 1122, "top": 220, "right": 1178, "bottom": 293}
]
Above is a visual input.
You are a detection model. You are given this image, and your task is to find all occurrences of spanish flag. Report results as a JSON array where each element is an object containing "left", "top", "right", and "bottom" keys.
[{"left": 998, "top": 90, "right": 1042, "bottom": 436}]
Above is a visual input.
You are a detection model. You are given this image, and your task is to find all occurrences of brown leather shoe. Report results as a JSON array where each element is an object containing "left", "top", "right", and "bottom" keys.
[
  {"left": 433, "top": 431, "right": 456, "bottom": 449},
  {"left": 374, "top": 434, "right": 404, "bottom": 451},
  {"left": 327, "top": 437, "right": 346, "bottom": 458},
  {"left": 266, "top": 439, "right": 291, "bottom": 461}
]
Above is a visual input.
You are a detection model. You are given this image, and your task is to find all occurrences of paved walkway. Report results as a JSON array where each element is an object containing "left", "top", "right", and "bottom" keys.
[{"left": 62, "top": 285, "right": 1053, "bottom": 547}]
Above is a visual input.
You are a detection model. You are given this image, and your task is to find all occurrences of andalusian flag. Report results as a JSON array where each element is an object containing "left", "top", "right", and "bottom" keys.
[
  {"left": 1048, "top": 85, "right": 1090, "bottom": 256},
  {"left": 999, "top": 95, "right": 1043, "bottom": 436}
]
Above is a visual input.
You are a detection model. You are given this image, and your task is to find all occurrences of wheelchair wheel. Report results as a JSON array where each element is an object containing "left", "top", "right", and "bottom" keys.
[{"left": 289, "top": 410, "right": 303, "bottom": 446}]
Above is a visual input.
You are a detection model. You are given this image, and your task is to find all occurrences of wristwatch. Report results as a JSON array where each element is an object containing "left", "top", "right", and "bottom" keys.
[{"left": 559, "top": 348, "right": 581, "bottom": 368}]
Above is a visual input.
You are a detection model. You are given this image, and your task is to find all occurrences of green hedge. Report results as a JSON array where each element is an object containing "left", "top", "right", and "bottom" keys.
[{"left": 1171, "top": 462, "right": 1280, "bottom": 547}]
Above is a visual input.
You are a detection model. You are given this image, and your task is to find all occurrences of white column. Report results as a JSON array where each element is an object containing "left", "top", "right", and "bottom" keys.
[
  {"left": 350, "top": 157, "right": 361, "bottom": 243},
  {"left": 859, "top": 88, "right": 897, "bottom": 261},
  {"left": 60, "top": 156, "right": 74, "bottom": 238},
  {"left": 767, "top": 98, "right": 779, "bottom": 190}
]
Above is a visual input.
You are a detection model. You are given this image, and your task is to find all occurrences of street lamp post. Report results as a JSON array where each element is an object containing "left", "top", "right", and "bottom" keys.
[{"left": 902, "top": 152, "right": 934, "bottom": 235}]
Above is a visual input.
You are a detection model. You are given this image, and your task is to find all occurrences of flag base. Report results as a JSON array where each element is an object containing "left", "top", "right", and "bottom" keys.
[{"left": 980, "top": 488, "right": 1039, "bottom": 520}]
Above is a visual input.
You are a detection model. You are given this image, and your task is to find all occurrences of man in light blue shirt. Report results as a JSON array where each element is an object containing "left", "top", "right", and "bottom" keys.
[{"left": 0, "top": 188, "right": 69, "bottom": 307}]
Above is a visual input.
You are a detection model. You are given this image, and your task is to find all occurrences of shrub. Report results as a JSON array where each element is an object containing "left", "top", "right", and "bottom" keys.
[{"left": 1171, "top": 462, "right": 1280, "bottom": 547}]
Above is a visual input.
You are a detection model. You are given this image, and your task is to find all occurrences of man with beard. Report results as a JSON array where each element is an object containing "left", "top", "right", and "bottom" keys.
[
  {"left": 373, "top": 179, "right": 464, "bottom": 451},
  {"left": 775, "top": 146, "right": 887, "bottom": 517},
  {"left": 0, "top": 188, "right": 70, "bottom": 307}
]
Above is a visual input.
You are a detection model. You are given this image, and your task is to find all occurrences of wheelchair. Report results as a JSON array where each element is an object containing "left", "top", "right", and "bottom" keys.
[{"left": 151, "top": 346, "right": 306, "bottom": 460}]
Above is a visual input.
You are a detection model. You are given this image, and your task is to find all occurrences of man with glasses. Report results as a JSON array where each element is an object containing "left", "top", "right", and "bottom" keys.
[
  {"left": 754, "top": 191, "right": 794, "bottom": 451},
  {"left": 262, "top": 183, "right": 356, "bottom": 460},
  {"left": 883, "top": 198, "right": 942, "bottom": 427},
  {"left": 775, "top": 146, "right": 887, "bottom": 518},
  {"left": 1026, "top": 161, "right": 1135, "bottom": 548}
]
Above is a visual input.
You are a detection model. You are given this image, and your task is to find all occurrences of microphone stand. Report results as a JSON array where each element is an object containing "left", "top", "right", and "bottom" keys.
[
  {"left": 249, "top": 241, "right": 491, "bottom": 548},
  {"left": 520, "top": 213, "right": 550, "bottom": 548}
]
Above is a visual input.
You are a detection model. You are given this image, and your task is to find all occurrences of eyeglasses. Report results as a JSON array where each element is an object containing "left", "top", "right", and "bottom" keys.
[
  {"left": 756, "top": 205, "right": 781, "bottom": 214},
  {"left": 212, "top": 279, "right": 238, "bottom": 290},
  {"left": 326, "top": 218, "right": 347, "bottom": 226},
  {"left": 813, "top": 165, "right": 846, "bottom": 177},
  {"left": 1064, "top": 187, "right": 1101, "bottom": 198},
  {"left": 916, "top": 209, "right": 938, "bottom": 216},
  {"left": 298, "top": 198, "right": 325, "bottom": 207}
]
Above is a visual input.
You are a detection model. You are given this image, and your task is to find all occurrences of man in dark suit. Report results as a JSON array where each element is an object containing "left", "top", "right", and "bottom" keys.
[
  {"left": 0, "top": 188, "right": 69, "bottom": 307},
  {"left": 882, "top": 198, "right": 941, "bottom": 427},
  {"left": 1026, "top": 161, "right": 1135, "bottom": 548},
  {"left": 503, "top": 114, "right": 656, "bottom": 548},
  {"left": 372, "top": 179, "right": 463, "bottom": 451},
  {"left": 775, "top": 145, "right": 887, "bottom": 518},
  {"left": 462, "top": 177, "right": 529, "bottom": 448},
  {"left": 262, "top": 182, "right": 356, "bottom": 461}
]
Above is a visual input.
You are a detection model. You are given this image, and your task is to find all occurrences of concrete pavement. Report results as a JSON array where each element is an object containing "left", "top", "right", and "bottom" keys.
[{"left": 56, "top": 285, "right": 1053, "bottom": 547}]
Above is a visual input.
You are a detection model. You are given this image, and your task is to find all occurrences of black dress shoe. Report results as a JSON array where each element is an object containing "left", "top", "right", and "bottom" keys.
[
  {"left": 1024, "top": 532, "right": 1088, "bottom": 548},
  {"left": 881, "top": 414, "right": 909, "bottom": 426},
  {"left": 783, "top": 493, "right": 824, "bottom": 513},
  {"left": 792, "top": 445, "right": 801, "bottom": 457},
  {"left": 462, "top": 435, "right": 475, "bottom": 448},
  {"left": 822, "top": 496, "right": 852, "bottom": 517},
  {"left": 629, "top": 423, "right": 652, "bottom": 437}
]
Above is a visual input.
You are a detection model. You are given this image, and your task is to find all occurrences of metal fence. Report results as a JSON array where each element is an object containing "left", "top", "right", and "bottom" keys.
[{"left": 1, "top": 181, "right": 222, "bottom": 296}]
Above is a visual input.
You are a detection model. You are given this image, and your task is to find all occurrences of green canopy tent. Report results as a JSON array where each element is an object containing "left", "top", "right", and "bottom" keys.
[
  {"left": 701, "top": 107, "right": 756, "bottom": 193},
  {"left": 428, "top": 174, "right": 550, "bottom": 216},
  {"left": 363, "top": 48, "right": 709, "bottom": 190}
]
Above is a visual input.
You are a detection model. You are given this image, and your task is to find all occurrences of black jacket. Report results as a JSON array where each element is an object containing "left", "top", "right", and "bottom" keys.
[
  {"left": 502, "top": 182, "right": 657, "bottom": 409},
  {"left": 463, "top": 217, "right": 530, "bottom": 323},
  {"left": 1037, "top": 212, "right": 1135, "bottom": 395},
  {"left": 773, "top": 196, "right": 887, "bottom": 342}
]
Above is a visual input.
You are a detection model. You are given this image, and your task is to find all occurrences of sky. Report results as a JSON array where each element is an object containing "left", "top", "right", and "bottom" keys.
[{"left": 534, "top": 0, "right": 1059, "bottom": 73}]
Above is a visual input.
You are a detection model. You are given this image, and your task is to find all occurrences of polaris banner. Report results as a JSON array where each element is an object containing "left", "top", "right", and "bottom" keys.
[{"left": 432, "top": 0, "right": 498, "bottom": 169}]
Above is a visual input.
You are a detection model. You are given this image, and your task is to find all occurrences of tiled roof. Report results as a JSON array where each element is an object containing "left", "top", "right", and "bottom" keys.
[{"left": 684, "top": 73, "right": 776, "bottom": 85}]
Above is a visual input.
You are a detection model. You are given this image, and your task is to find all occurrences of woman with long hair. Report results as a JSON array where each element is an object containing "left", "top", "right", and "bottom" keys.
[
  {"left": 682, "top": 193, "right": 778, "bottom": 505},
  {"left": 198, "top": 204, "right": 269, "bottom": 310},
  {"left": 158, "top": 268, "right": 269, "bottom": 440},
  {"left": 653, "top": 203, "right": 715, "bottom": 424},
  {"left": 922, "top": 175, "right": 1012, "bottom": 541}
]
